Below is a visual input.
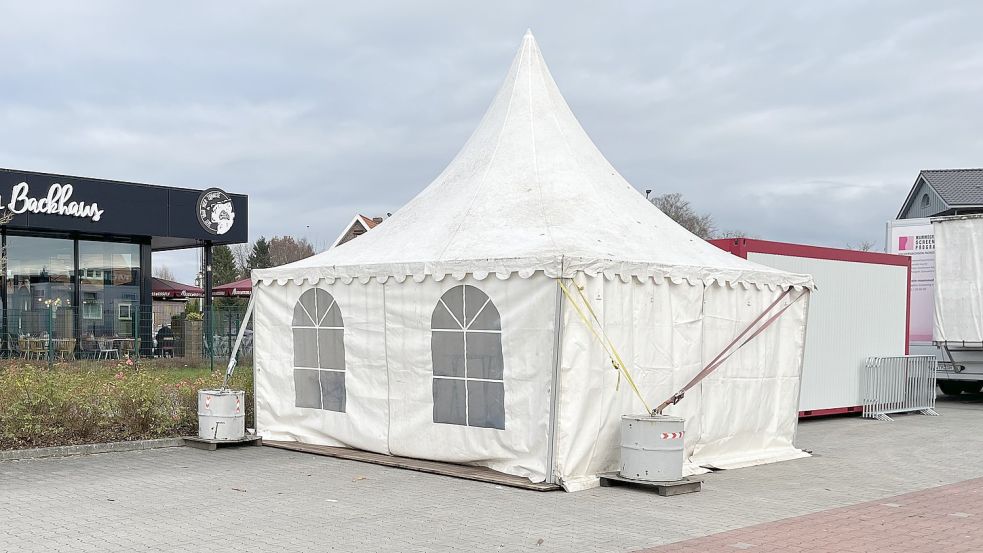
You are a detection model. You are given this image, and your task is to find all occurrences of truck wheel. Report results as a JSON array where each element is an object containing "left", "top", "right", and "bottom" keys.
[
  {"left": 938, "top": 381, "right": 964, "bottom": 396},
  {"left": 960, "top": 382, "right": 983, "bottom": 394}
]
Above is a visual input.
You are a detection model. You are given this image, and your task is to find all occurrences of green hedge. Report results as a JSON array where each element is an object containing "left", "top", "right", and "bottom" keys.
[{"left": 0, "top": 362, "right": 254, "bottom": 450}]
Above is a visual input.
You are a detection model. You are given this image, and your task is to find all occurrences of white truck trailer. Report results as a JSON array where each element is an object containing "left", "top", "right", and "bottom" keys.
[{"left": 888, "top": 215, "right": 983, "bottom": 395}]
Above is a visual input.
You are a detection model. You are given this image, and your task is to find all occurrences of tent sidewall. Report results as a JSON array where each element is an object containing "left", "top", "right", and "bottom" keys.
[
  {"left": 385, "top": 274, "right": 555, "bottom": 481},
  {"left": 254, "top": 273, "right": 558, "bottom": 482},
  {"left": 254, "top": 271, "right": 810, "bottom": 484},
  {"left": 553, "top": 274, "right": 810, "bottom": 481},
  {"left": 254, "top": 278, "right": 391, "bottom": 454}
]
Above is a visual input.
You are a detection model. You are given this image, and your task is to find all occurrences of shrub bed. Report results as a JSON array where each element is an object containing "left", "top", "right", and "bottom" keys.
[{"left": 0, "top": 361, "right": 254, "bottom": 450}]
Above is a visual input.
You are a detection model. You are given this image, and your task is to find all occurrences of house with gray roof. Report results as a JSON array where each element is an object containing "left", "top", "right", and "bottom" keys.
[{"left": 898, "top": 169, "right": 983, "bottom": 219}]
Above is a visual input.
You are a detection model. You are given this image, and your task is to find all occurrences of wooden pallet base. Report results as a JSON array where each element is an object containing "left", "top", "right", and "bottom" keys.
[
  {"left": 264, "top": 440, "right": 560, "bottom": 492},
  {"left": 598, "top": 472, "right": 702, "bottom": 496},
  {"left": 184, "top": 435, "right": 263, "bottom": 451}
]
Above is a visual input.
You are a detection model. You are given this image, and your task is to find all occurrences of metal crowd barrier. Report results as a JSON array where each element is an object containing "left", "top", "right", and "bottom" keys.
[{"left": 861, "top": 356, "right": 940, "bottom": 421}]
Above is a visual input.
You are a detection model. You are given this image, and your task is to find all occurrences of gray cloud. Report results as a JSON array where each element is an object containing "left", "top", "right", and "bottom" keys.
[{"left": 2, "top": 1, "right": 981, "bottom": 282}]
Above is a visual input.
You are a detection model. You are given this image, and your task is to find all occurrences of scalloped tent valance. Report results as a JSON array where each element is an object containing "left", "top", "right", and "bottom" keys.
[
  {"left": 253, "top": 31, "right": 814, "bottom": 292},
  {"left": 253, "top": 256, "right": 813, "bottom": 290}
]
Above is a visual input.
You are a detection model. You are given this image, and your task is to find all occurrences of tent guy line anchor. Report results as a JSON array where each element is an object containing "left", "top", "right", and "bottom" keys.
[{"left": 654, "top": 288, "right": 808, "bottom": 415}]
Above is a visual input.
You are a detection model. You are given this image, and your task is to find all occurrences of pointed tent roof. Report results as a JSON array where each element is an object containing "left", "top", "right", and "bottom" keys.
[{"left": 257, "top": 32, "right": 811, "bottom": 288}]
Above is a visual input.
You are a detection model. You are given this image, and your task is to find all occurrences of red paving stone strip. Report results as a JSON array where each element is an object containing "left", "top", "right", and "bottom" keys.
[{"left": 635, "top": 477, "right": 983, "bottom": 553}]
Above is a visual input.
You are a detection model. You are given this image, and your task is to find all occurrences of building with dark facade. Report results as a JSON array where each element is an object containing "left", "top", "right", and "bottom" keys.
[
  {"left": 0, "top": 168, "right": 247, "bottom": 356},
  {"left": 897, "top": 169, "right": 983, "bottom": 219}
]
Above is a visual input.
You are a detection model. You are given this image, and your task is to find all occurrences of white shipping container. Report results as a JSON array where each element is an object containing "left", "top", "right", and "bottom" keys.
[{"left": 711, "top": 239, "right": 909, "bottom": 415}]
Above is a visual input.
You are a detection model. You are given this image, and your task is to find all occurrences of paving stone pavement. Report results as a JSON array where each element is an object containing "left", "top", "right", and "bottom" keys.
[
  {"left": 635, "top": 476, "right": 983, "bottom": 553},
  {"left": 1, "top": 394, "right": 981, "bottom": 553}
]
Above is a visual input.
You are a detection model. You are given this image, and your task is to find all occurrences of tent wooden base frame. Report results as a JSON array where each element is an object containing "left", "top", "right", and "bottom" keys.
[
  {"left": 598, "top": 472, "right": 702, "bottom": 496},
  {"left": 264, "top": 440, "right": 560, "bottom": 492},
  {"left": 184, "top": 435, "right": 263, "bottom": 451}
]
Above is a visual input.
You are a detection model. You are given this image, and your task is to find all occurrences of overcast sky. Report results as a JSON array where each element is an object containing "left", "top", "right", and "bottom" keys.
[{"left": 2, "top": 1, "right": 981, "bottom": 283}]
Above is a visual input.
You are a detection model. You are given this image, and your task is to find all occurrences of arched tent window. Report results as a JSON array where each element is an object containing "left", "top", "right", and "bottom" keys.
[
  {"left": 431, "top": 285, "right": 504, "bottom": 429},
  {"left": 292, "top": 288, "right": 346, "bottom": 412}
]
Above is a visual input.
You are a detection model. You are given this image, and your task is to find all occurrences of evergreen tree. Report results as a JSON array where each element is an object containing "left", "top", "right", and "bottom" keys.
[
  {"left": 210, "top": 245, "right": 248, "bottom": 312},
  {"left": 212, "top": 245, "right": 239, "bottom": 285},
  {"left": 246, "top": 236, "right": 272, "bottom": 271}
]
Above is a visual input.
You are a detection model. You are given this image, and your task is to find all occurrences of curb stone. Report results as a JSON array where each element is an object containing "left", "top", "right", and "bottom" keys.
[{"left": 0, "top": 438, "right": 186, "bottom": 461}]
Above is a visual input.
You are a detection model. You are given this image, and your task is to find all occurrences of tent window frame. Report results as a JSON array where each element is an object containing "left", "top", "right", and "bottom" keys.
[
  {"left": 431, "top": 284, "right": 505, "bottom": 430},
  {"left": 291, "top": 288, "right": 346, "bottom": 412}
]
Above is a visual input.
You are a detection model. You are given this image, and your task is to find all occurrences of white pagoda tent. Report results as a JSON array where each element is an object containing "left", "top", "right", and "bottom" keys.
[{"left": 252, "top": 31, "right": 813, "bottom": 488}]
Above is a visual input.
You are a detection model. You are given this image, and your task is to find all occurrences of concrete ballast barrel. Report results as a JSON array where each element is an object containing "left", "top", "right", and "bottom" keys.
[
  {"left": 198, "top": 389, "right": 246, "bottom": 440},
  {"left": 619, "top": 414, "right": 685, "bottom": 482}
]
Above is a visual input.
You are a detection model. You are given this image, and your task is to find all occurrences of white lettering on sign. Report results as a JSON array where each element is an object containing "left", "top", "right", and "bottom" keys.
[{"left": 7, "top": 182, "right": 104, "bottom": 222}]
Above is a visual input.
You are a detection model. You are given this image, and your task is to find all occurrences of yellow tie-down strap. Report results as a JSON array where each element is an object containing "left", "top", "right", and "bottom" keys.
[{"left": 558, "top": 279, "right": 652, "bottom": 414}]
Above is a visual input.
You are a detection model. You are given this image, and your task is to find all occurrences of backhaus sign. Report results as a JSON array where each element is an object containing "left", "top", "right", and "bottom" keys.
[
  {"left": 6, "top": 182, "right": 105, "bottom": 222},
  {"left": 0, "top": 168, "right": 248, "bottom": 248}
]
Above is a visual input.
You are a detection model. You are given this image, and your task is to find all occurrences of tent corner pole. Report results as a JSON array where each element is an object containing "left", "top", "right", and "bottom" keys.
[
  {"left": 545, "top": 276, "right": 565, "bottom": 484},
  {"left": 791, "top": 288, "right": 811, "bottom": 444},
  {"left": 203, "top": 241, "right": 214, "bottom": 372}
]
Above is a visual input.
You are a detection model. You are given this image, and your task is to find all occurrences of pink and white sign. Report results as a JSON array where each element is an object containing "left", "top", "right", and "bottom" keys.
[{"left": 886, "top": 219, "right": 935, "bottom": 343}]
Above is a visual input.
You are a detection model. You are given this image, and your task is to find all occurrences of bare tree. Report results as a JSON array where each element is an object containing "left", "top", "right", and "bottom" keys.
[
  {"left": 153, "top": 265, "right": 176, "bottom": 281},
  {"left": 716, "top": 229, "right": 759, "bottom": 239},
  {"left": 846, "top": 240, "right": 876, "bottom": 252},
  {"left": 308, "top": 236, "right": 331, "bottom": 254},
  {"left": 0, "top": 210, "right": 12, "bottom": 276},
  {"left": 269, "top": 236, "right": 316, "bottom": 266},
  {"left": 231, "top": 243, "right": 250, "bottom": 276},
  {"left": 650, "top": 192, "right": 716, "bottom": 239}
]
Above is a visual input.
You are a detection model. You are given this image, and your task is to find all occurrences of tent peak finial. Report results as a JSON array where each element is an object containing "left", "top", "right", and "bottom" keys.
[{"left": 523, "top": 28, "right": 535, "bottom": 39}]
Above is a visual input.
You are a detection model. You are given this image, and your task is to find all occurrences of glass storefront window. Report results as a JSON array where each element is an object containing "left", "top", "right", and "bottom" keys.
[
  {"left": 6, "top": 236, "right": 75, "bottom": 341},
  {"left": 78, "top": 241, "right": 141, "bottom": 352},
  {"left": 2, "top": 234, "right": 147, "bottom": 357}
]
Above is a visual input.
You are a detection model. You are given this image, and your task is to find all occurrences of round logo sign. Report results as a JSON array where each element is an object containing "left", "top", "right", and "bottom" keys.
[{"left": 197, "top": 188, "right": 236, "bottom": 235}]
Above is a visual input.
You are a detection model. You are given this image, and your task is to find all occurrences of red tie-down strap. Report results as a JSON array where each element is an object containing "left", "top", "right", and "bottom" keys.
[{"left": 653, "top": 287, "right": 808, "bottom": 415}]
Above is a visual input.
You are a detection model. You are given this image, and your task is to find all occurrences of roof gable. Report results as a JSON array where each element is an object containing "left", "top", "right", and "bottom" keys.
[
  {"left": 330, "top": 214, "right": 383, "bottom": 249},
  {"left": 898, "top": 169, "right": 983, "bottom": 219},
  {"left": 897, "top": 177, "right": 945, "bottom": 219}
]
